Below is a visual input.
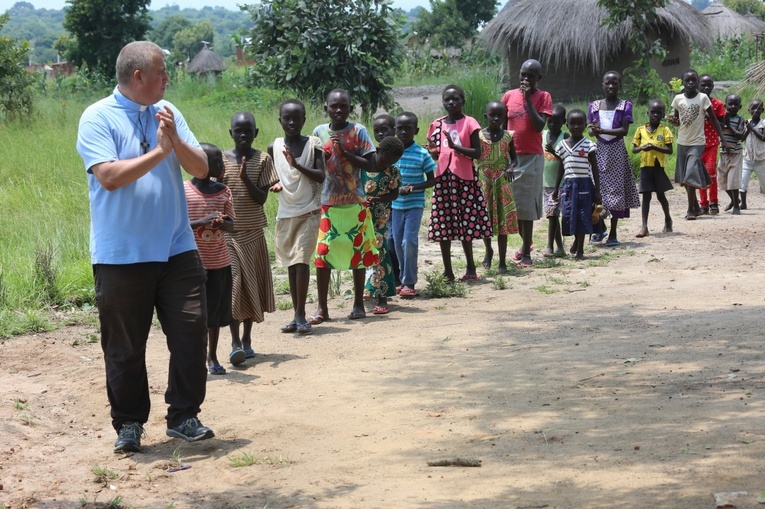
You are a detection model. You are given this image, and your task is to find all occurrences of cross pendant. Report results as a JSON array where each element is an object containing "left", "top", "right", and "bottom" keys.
[{"left": 141, "top": 140, "right": 149, "bottom": 154}]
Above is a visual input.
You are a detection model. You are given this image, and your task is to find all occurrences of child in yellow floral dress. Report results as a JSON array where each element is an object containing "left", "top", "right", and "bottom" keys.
[{"left": 363, "top": 136, "right": 404, "bottom": 314}]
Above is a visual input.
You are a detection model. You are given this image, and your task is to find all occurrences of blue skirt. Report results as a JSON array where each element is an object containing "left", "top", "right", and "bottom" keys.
[{"left": 561, "top": 177, "right": 595, "bottom": 236}]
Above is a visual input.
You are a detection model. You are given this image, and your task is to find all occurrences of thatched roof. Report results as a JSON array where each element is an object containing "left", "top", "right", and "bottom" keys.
[
  {"left": 481, "top": 0, "right": 711, "bottom": 71},
  {"left": 703, "top": 1, "right": 765, "bottom": 38},
  {"left": 186, "top": 44, "right": 227, "bottom": 74}
]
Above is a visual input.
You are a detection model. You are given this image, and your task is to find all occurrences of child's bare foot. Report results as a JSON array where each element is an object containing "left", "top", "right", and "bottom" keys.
[
  {"left": 635, "top": 227, "right": 649, "bottom": 238},
  {"left": 569, "top": 240, "right": 578, "bottom": 255},
  {"left": 575, "top": 253, "right": 584, "bottom": 260},
  {"left": 442, "top": 272, "right": 455, "bottom": 283},
  {"left": 482, "top": 247, "right": 493, "bottom": 269},
  {"left": 662, "top": 220, "right": 673, "bottom": 233},
  {"left": 497, "top": 264, "right": 508, "bottom": 274},
  {"left": 348, "top": 304, "right": 366, "bottom": 320},
  {"left": 732, "top": 206, "right": 741, "bottom": 215},
  {"left": 543, "top": 248, "right": 554, "bottom": 258},
  {"left": 309, "top": 309, "right": 330, "bottom": 324}
]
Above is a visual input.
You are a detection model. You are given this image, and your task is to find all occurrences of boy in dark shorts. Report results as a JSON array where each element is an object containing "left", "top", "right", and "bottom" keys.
[
  {"left": 632, "top": 100, "right": 674, "bottom": 237},
  {"left": 184, "top": 143, "right": 235, "bottom": 374}
]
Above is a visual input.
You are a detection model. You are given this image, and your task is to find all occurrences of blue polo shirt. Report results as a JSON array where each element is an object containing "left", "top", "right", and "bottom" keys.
[
  {"left": 391, "top": 142, "right": 436, "bottom": 211},
  {"left": 77, "top": 87, "right": 200, "bottom": 264}
]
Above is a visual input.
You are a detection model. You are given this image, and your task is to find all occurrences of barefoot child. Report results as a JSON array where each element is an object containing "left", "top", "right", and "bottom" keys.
[
  {"left": 223, "top": 111, "right": 278, "bottom": 365},
  {"left": 392, "top": 112, "right": 436, "bottom": 297},
  {"left": 719, "top": 94, "right": 746, "bottom": 215},
  {"left": 553, "top": 109, "right": 601, "bottom": 260},
  {"left": 632, "top": 99, "right": 674, "bottom": 237},
  {"left": 543, "top": 104, "right": 569, "bottom": 257},
  {"left": 587, "top": 71, "right": 640, "bottom": 247},
  {"left": 669, "top": 70, "right": 729, "bottom": 220},
  {"left": 427, "top": 85, "right": 491, "bottom": 281},
  {"left": 698, "top": 74, "right": 726, "bottom": 215},
  {"left": 268, "top": 99, "right": 325, "bottom": 334},
  {"left": 311, "top": 89, "right": 380, "bottom": 322},
  {"left": 184, "top": 143, "right": 235, "bottom": 375},
  {"left": 363, "top": 136, "right": 405, "bottom": 314},
  {"left": 478, "top": 101, "right": 518, "bottom": 273},
  {"left": 741, "top": 98, "right": 765, "bottom": 205}
]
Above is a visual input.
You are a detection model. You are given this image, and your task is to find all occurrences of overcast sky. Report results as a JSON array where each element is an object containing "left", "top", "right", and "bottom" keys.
[{"left": 9, "top": 0, "right": 430, "bottom": 11}]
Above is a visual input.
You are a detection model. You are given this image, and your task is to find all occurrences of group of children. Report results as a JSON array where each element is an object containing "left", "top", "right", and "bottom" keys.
[{"left": 184, "top": 65, "right": 765, "bottom": 375}]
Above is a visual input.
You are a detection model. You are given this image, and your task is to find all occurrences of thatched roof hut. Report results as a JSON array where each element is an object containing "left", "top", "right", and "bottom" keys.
[
  {"left": 186, "top": 44, "right": 227, "bottom": 75},
  {"left": 480, "top": 0, "right": 711, "bottom": 101},
  {"left": 702, "top": 2, "right": 765, "bottom": 39}
]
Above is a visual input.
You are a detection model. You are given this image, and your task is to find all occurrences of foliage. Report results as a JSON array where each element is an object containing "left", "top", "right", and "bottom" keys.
[
  {"left": 244, "top": 0, "right": 404, "bottom": 118},
  {"left": 723, "top": 0, "right": 765, "bottom": 20},
  {"left": 597, "top": 0, "right": 670, "bottom": 104},
  {"left": 150, "top": 14, "right": 192, "bottom": 51},
  {"left": 63, "top": 0, "right": 151, "bottom": 77},
  {"left": 0, "top": 2, "right": 66, "bottom": 64},
  {"left": 691, "top": 35, "right": 758, "bottom": 81},
  {"left": 172, "top": 20, "right": 214, "bottom": 61},
  {"left": 413, "top": 0, "right": 497, "bottom": 47},
  {"left": 0, "top": 13, "right": 35, "bottom": 120}
]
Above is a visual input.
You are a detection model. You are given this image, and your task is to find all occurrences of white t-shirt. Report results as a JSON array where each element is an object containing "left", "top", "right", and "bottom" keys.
[{"left": 671, "top": 92, "right": 712, "bottom": 146}]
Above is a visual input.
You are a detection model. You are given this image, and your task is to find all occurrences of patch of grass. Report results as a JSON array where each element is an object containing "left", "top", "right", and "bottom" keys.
[
  {"left": 577, "top": 280, "right": 591, "bottom": 288},
  {"left": 545, "top": 274, "right": 568, "bottom": 285},
  {"left": 273, "top": 278, "right": 291, "bottom": 295},
  {"left": 533, "top": 258, "right": 563, "bottom": 269},
  {"left": 13, "top": 398, "right": 28, "bottom": 410},
  {"left": 533, "top": 285, "right": 558, "bottom": 295},
  {"left": 16, "top": 412, "right": 34, "bottom": 425},
  {"left": 171, "top": 446, "right": 183, "bottom": 466},
  {"left": 72, "top": 332, "right": 99, "bottom": 347},
  {"left": 228, "top": 451, "right": 294, "bottom": 468},
  {"left": 492, "top": 276, "right": 508, "bottom": 290},
  {"left": 586, "top": 253, "right": 614, "bottom": 267},
  {"left": 91, "top": 465, "right": 119, "bottom": 485},
  {"left": 424, "top": 272, "right": 467, "bottom": 298},
  {"left": 276, "top": 300, "right": 293, "bottom": 311},
  {"left": 434, "top": 305, "right": 446, "bottom": 310}
]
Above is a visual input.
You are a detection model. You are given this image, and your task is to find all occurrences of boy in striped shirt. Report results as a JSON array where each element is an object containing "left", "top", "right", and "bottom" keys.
[
  {"left": 184, "top": 142, "right": 235, "bottom": 375},
  {"left": 391, "top": 112, "right": 436, "bottom": 297}
]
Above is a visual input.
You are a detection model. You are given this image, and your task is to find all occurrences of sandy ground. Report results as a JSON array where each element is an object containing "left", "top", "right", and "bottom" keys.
[{"left": 3, "top": 90, "right": 765, "bottom": 508}]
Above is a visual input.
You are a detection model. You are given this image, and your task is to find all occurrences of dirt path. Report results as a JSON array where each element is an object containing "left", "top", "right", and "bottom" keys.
[{"left": 2, "top": 187, "right": 765, "bottom": 509}]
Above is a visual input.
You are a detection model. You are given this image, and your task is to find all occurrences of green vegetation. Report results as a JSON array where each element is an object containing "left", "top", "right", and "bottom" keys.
[
  {"left": 245, "top": 0, "right": 404, "bottom": 118},
  {"left": 413, "top": 0, "right": 497, "bottom": 47},
  {"left": 0, "top": 13, "right": 34, "bottom": 119}
]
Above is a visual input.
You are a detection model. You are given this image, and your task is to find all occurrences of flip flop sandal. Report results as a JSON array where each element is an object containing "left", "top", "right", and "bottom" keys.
[
  {"left": 243, "top": 348, "right": 256, "bottom": 359},
  {"left": 280, "top": 321, "right": 297, "bottom": 333},
  {"left": 296, "top": 322, "right": 312, "bottom": 334},
  {"left": 512, "top": 249, "right": 523, "bottom": 261},
  {"left": 605, "top": 239, "right": 621, "bottom": 247},
  {"left": 308, "top": 314, "right": 328, "bottom": 325},
  {"left": 399, "top": 287, "right": 417, "bottom": 298},
  {"left": 347, "top": 311, "right": 366, "bottom": 320},
  {"left": 372, "top": 305, "right": 390, "bottom": 315},
  {"left": 229, "top": 349, "right": 245, "bottom": 366},
  {"left": 517, "top": 259, "right": 533, "bottom": 268},
  {"left": 208, "top": 365, "right": 226, "bottom": 375}
]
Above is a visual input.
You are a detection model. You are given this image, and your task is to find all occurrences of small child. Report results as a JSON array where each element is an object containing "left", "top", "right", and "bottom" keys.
[
  {"left": 477, "top": 101, "right": 518, "bottom": 273},
  {"left": 741, "top": 98, "right": 765, "bottom": 206},
  {"left": 719, "top": 93, "right": 746, "bottom": 215},
  {"left": 363, "top": 136, "right": 405, "bottom": 314},
  {"left": 311, "top": 89, "right": 380, "bottom": 323},
  {"left": 668, "top": 69, "right": 729, "bottom": 220},
  {"left": 542, "top": 104, "right": 569, "bottom": 256},
  {"left": 698, "top": 74, "right": 726, "bottom": 215},
  {"left": 392, "top": 112, "right": 436, "bottom": 298},
  {"left": 632, "top": 99, "right": 674, "bottom": 237},
  {"left": 268, "top": 99, "right": 325, "bottom": 334},
  {"left": 184, "top": 143, "right": 235, "bottom": 375},
  {"left": 371, "top": 114, "right": 401, "bottom": 289},
  {"left": 427, "top": 85, "right": 491, "bottom": 281},
  {"left": 553, "top": 109, "right": 601, "bottom": 260},
  {"left": 222, "top": 111, "right": 279, "bottom": 365}
]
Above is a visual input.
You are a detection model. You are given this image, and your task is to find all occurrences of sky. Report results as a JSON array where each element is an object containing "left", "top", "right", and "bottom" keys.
[{"left": 7, "top": 0, "right": 430, "bottom": 11}]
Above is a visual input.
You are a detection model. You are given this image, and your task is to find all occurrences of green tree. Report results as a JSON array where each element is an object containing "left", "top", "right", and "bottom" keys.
[
  {"left": 413, "top": 0, "right": 497, "bottom": 47},
  {"left": 723, "top": 0, "right": 765, "bottom": 20},
  {"left": 172, "top": 20, "right": 214, "bottom": 60},
  {"left": 0, "top": 13, "right": 35, "bottom": 119},
  {"left": 150, "top": 14, "right": 192, "bottom": 51},
  {"left": 245, "top": 0, "right": 404, "bottom": 117},
  {"left": 63, "top": 0, "right": 151, "bottom": 77},
  {"left": 597, "top": 0, "right": 669, "bottom": 103}
]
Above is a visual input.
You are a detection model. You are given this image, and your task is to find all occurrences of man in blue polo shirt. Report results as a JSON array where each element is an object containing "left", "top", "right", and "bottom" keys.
[{"left": 77, "top": 41, "right": 214, "bottom": 453}]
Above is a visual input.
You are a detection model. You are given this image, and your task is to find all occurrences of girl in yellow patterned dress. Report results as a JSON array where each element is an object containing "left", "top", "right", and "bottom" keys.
[{"left": 478, "top": 101, "right": 518, "bottom": 274}]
